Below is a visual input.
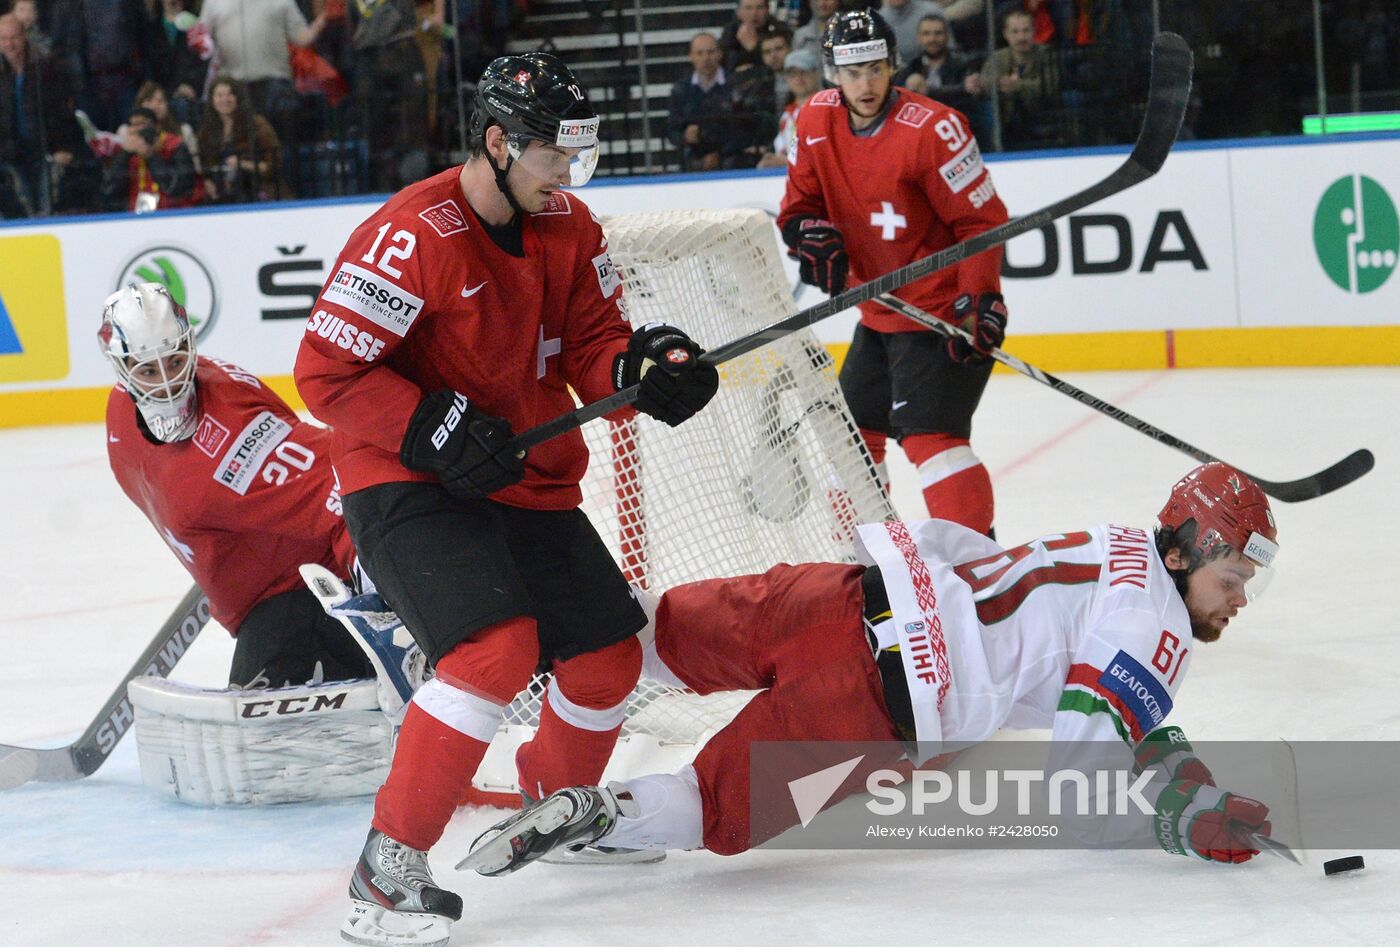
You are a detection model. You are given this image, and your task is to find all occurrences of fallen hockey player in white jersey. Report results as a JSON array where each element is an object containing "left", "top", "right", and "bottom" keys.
[{"left": 462, "top": 462, "right": 1280, "bottom": 872}]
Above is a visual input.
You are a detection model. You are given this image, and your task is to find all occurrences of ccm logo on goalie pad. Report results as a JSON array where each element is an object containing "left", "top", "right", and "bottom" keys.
[
  {"left": 238, "top": 690, "right": 354, "bottom": 718},
  {"left": 307, "top": 309, "right": 388, "bottom": 361}
]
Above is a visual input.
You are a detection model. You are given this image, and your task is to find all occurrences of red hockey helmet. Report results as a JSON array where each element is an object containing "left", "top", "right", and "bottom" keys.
[{"left": 1159, "top": 463, "right": 1278, "bottom": 598}]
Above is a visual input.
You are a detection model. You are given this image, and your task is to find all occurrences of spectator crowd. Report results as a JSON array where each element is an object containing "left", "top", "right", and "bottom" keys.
[
  {"left": 0, "top": 0, "right": 527, "bottom": 217},
  {"left": 4, "top": 0, "right": 1400, "bottom": 216}
]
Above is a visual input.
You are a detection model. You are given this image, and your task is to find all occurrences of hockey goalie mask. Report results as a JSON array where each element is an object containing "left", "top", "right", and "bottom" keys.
[
  {"left": 821, "top": 9, "right": 898, "bottom": 84},
  {"left": 99, "top": 282, "right": 199, "bottom": 443},
  {"left": 473, "top": 54, "right": 600, "bottom": 188},
  {"left": 1158, "top": 462, "right": 1279, "bottom": 602}
]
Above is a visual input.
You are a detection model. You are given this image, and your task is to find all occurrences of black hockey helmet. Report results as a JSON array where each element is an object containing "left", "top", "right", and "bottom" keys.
[
  {"left": 471, "top": 53, "right": 600, "bottom": 187},
  {"left": 821, "top": 9, "right": 898, "bottom": 82}
]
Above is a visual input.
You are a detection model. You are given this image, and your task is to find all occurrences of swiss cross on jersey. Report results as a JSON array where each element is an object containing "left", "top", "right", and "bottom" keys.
[{"left": 870, "top": 202, "right": 907, "bottom": 241}]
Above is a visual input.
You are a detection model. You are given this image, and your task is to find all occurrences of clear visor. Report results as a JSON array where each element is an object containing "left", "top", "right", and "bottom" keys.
[
  {"left": 507, "top": 135, "right": 599, "bottom": 188},
  {"left": 1205, "top": 535, "right": 1277, "bottom": 604}
]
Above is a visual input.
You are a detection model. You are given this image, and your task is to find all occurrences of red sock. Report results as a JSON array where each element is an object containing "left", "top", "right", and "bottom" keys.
[
  {"left": 517, "top": 636, "right": 642, "bottom": 798},
  {"left": 902, "top": 433, "right": 995, "bottom": 534},
  {"left": 372, "top": 616, "right": 538, "bottom": 850}
]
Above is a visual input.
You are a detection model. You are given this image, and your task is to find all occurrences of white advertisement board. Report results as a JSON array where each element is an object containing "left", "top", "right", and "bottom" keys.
[{"left": 2, "top": 134, "right": 1398, "bottom": 401}]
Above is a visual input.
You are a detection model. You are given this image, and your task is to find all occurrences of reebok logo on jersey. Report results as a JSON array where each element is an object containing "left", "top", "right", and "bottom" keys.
[
  {"left": 939, "top": 139, "right": 984, "bottom": 195},
  {"left": 193, "top": 414, "right": 231, "bottom": 458},
  {"left": 307, "top": 309, "right": 388, "bottom": 362},
  {"left": 214, "top": 411, "right": 292, "bottom": 495},
  {"left": 593, "top": 251, "right": 621, "bottom": 298},
  {"left": 1100, "top": 650, "right": 1172, "bottom": 731},
  {"left": 419, "top": 199, "right": 468, "bottom": 237},
  {"left": 461, "top": 281, "right": 488, "bottom": 298},
  {"left": 323, "top": 262, "right": 424, "bottom": 338}
]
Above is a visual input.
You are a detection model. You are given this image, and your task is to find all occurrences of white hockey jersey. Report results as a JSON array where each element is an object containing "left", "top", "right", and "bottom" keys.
[{"left": 856, "top": 519, "right": 1193, "bottom": 757}]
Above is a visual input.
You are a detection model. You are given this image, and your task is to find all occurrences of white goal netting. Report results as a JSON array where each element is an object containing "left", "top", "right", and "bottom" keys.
[{"left": 472, "top": 208, "right": 894, "bottom": 795}]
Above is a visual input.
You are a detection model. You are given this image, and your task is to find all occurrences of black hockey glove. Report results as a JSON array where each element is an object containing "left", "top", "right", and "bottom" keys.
[
  {"left": 613, "top": 323, "right": 719, "bottom": 427},
  {"left": 781, "top": 216, "right": 848, "bottom": 295},
  {"left": 945, "top": 292, "right": 1008, "bottom": 365},
  {"left": 399, "top": 389, "right": 525, "bottom": 499}
]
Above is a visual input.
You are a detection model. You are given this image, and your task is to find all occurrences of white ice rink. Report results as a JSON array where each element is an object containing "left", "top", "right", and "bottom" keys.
[{"left": 2, "top": 365, "right": 1397, "bottom": 946}]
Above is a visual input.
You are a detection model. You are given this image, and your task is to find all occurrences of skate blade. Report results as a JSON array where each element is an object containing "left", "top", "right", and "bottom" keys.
[
  {"left": 539, "top": 845, "right": 667, "bottom": 866},
  {"left": 341, "top": 899, "right": 451, "bottom": 947},
  {"left": 455, "top": 794, "right": 576, "bottom": 875}
]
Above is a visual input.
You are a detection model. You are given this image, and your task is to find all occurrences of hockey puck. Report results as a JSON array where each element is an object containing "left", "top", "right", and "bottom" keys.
[{"left": 1323, "top": 855, "right": 1365, "bottom": 875}]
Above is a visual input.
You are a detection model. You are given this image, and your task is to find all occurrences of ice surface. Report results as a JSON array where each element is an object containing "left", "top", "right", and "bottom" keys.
[{"left": 2, "top": 366, "right": 1397, "bottom": 945}]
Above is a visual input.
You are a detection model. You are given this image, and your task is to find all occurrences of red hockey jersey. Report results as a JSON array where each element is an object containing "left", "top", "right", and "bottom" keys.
[
  {"left": 294, "top": 168, "right": 632, "bottom": 510},
  {"left": 106, "top": 358, "right": 355, "bottom": 634},
  {"left": 778, "top": 87, "right": 1009, "bottom": 333}
]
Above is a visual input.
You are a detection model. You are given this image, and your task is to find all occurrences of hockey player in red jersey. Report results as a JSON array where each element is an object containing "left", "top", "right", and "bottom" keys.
[
  {"left": 293, "top": 53, "right": 719, "bottom": 947},
  {"left": 102, "top": 282, "right": 372, "bottom": 688},
  {"left": 464, "top": 463, "right": 1280, "bottom": 873},
  {"left": 777, "top": 10, "right": 1010, "bottom": 536}
]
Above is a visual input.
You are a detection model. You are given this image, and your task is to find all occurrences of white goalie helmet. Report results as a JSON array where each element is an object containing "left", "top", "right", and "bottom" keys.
[{"left": 99, "top": 282, "right": 199, "bottom": 442}]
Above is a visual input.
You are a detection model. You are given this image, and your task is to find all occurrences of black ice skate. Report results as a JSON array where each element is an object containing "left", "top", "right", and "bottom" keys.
[
  {"left": 342, "top": 829, "right": 462, "bottom": 947},
  {"left": 456, "top": 784, "right": 642, "bottom": 876}
]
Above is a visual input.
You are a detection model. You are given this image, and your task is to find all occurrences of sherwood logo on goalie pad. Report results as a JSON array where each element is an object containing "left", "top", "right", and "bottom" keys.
[
  {"left": 215, "top": 411, "right": 292, "bottom": 495},
  {"left": 323, "top": 262, "right": 424, "bottom": 337}
]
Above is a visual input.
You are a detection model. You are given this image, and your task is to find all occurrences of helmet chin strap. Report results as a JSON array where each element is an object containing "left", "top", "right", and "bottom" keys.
[{"left": 488, "top": 147, "right": 527, "bottom": 218}]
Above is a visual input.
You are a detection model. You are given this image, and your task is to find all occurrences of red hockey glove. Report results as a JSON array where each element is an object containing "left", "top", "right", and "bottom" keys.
[
  {"left": 1134, "top": 726, "right": 1216, "bottom": 787},
  {"left": 400, "top": 389, "right": 525, "bottom": 499},
  {"left": 781, "top": 216, "right": 848, "bottom": 295},
  {"left": 1154, "top": 779, "right": 1271, "bottom": 864},
  {"left": 945, "top": 292, "right": 1007, "bottom": 364},
  {"left": 614, "top": 323, "right": 719, "bottom": 427}
]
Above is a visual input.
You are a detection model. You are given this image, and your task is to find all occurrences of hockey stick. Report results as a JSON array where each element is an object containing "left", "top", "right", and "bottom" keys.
[
  {"left": 0, "top": 584, "right": 210, "bottom": 790},
  {"left": 507, "top": 33, "right": 1194, "bottom": 455},
  {"left": 873, "top": 293, "right": 1374, "bottom": 502}
]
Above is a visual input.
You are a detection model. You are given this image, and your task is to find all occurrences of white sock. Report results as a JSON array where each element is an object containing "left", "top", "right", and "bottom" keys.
[{"left": 605, "top": 766, "right": 704, "bottom": 852}]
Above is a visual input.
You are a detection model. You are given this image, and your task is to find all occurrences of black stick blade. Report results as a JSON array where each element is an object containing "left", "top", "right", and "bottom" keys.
[
  {"left": 1129, "top": 33, "right": 1194, "bottom": 176},
  {"left": 1252, "top": 449, "right": 1375, "bottom": 503}
]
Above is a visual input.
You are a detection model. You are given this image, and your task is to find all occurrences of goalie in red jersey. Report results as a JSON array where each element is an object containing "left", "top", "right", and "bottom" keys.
[
  {"left": 777, "top": 9, "right": 1011, "bottom": 536},
  {"left": 101, "top": 282, "right": 372, "bottom": 690},
  {"left": 293, "top": 53, "right": 719, "bottom": 947}
]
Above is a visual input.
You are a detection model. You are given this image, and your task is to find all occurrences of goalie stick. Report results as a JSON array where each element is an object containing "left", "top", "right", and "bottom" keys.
[
  {"left": 873, "top": 293, "right": 1374, "bottom": 502},
  {"left": 508, "top": 32, "right": 1194, "bottom": 454},
  {"left": 0, "top": 584, "right": 211, "bottom": 790}
]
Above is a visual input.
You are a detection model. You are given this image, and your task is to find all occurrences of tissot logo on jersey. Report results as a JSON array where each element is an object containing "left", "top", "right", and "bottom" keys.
[
  {"left": 1100, "top": 650, "right": 1172, "bottom": 730},
  {"left": 939, "top": 140, "right": 984, "bottom": 195},
  {"left": 215, "top": 411, "right": 292, "bottom": 495},
  {"left": 307, "top": 309, "right": 388, "bottom": 361},
  {"left": 593, "top": 251, "right": 621, "bottom": 298},
  {"left": 322, "top": 261, "right": 424, "bottom": 337}
]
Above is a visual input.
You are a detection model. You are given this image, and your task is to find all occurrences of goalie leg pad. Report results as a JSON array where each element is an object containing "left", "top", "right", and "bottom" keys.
[{"left": 129, "top": 677, "right": 392, "bottom": 806}]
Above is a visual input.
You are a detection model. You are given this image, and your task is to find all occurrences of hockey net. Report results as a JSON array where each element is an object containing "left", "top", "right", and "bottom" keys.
[{"left": 470, "top": 208, "right": 893, "bottom": 797}]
